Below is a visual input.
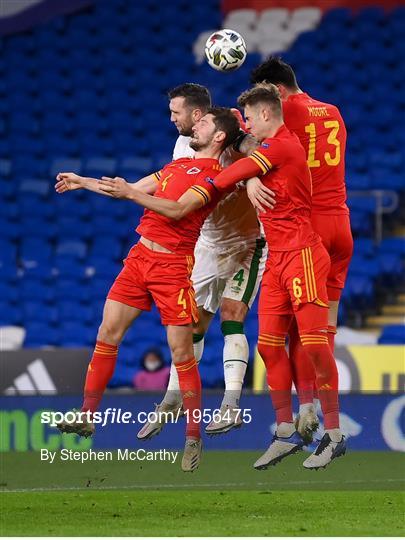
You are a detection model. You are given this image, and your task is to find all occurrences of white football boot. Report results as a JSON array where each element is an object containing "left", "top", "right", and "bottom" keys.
[
  {"left": 303, "top": 432, "right": 346, "bottom": 470},
  {"left": 137, "top": 401, "right": 183, "bottom": 440},
  {"left": 205, "top": 404, "right": 243, "bottom": 435},
  {"left": 254, "top": 424, "right": 305, "bottom": 469}
]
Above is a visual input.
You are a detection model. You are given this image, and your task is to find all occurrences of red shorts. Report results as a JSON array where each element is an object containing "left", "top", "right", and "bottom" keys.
[
  {"left": 107, "top": 243, "right": 198, "bottom": 326},
  {"left": 259, "top": 241, "right": 330, "bottom": 315},
  {"left": 311, "top": 213, "right": 353, "bottom": 301}
]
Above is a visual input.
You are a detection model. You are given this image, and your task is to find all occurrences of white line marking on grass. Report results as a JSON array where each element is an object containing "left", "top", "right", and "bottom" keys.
[{"left": 1, "top": 478, "right": 404, "bottom": 493}]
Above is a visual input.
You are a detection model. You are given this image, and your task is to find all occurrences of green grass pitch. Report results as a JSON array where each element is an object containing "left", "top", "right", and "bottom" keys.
[{"left": 1, "top": 451, "right": 404, "bottom": 536}]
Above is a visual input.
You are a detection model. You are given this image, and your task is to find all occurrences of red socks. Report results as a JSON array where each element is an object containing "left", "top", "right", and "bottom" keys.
[
  {"left": 258, "top": 334, "right": 293, "bottom": 425},
  {"left": 175, "top": 357, "right": 201, "bottom": 439},
  {"left": 288, "top": 319, "right": 316, "bottom": 406},
  {"left": 327, "top": 325, "right": 337, "bottom": 353},
  {"left": 301, "top": 332, "right": 339, "bottom": 429},
  {"left": 82, "top": 340, "right": 118, "bottom": 413}
]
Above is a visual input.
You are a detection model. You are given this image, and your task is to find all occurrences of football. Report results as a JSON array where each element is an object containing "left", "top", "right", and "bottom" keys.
[{"left": 205, "top": 29, "right": 247, "bottom": 72}]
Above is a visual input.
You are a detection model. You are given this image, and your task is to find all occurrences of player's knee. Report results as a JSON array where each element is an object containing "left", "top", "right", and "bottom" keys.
[
  {"left": 301, "top": 340, "right": 336, "bottom": 377},
  {"left": 169, "top": 342, "right": 194, "bottom": 364},
  {"left": 220, "top": 301, "right": 247, "bottom": 323},
  {"left": 97, "top": 320, "right": 124, "bottom": 345},
  {"left": 257, "top": 335, "right": 286, "bottom": 363}
]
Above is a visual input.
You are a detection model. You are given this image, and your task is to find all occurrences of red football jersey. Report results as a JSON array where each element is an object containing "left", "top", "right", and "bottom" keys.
[
  {"left": 249, "top": 125, "right": 319, "bottom": 251},
  {"left": 136, "top": 157, "right": 221, "bottom": 255},
  {"left": 282, "top": 92, "right": 348, "bottom": 215}
]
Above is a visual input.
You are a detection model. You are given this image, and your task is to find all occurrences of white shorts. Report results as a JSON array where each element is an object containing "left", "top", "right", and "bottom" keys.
[{"left": 192, "top": 237, "right": 267, "bottom": 314}]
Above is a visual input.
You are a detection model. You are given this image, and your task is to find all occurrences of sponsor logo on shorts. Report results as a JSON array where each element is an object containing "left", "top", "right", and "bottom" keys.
[{"left": 177, "top": 310, "right": 188, "bottom": 318}]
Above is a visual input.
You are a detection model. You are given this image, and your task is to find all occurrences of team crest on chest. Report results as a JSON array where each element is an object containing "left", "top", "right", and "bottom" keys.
[{"left": 186, "top": 167, "right": 201, "bottom": 174}]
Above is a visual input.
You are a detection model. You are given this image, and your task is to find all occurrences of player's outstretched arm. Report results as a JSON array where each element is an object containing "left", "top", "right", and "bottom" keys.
[
  {"left": 55, "top": 172, "right": 115, "bottom": 196},
  {"left": 214, "top": 156, "right": 264, "bottom": 191},
  {"left": 55, "top": 172, "right": 158, "bottom": 197},
  {"left": 98, "top": 177, "right": 204, "bottom": 220}
]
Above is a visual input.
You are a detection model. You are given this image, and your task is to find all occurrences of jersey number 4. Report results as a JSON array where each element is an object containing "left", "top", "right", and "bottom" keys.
[{"left": 305, "top": 120, "right": 341, "bottom": 168}]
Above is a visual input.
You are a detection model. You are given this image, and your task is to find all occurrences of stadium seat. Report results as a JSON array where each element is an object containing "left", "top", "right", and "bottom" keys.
[
  {"left": 58, "top": 321, "right": 93, "bottom": 347},
  {"left": 378, "top": 237, "right": 405, "bottom": 256},
  {"left": 24, "top": 322, "right": 61, "bottom": 347},
  {"left": 0, "top": 302, "right": 22, "bottom": 325},
  {"left": 58, "top": 301, "right": 94, "bottom": 323},
  {"left": 54, "top": 279, "right": 89, "bottom": 302},
  {"left": 55, "top": 240, "right": 87, "bottom": 260},
  {"left": 378, "top": 325, "right": 405, "bottom": 345},
  {"left": 22, "top": 301, "right": 59, "bottom": 325},
  {"left": 20, "top": 239, "right": 53, "bottom": 267}
]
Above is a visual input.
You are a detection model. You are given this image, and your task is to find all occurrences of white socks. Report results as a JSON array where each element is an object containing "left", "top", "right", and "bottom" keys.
[{"left": 221, "top": 331, "right": 249, "bottom": 409}]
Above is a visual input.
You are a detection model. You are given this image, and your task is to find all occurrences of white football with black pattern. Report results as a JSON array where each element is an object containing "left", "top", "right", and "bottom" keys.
[{"left": 205, "top": 29, "right": 247, "bottom": 72}]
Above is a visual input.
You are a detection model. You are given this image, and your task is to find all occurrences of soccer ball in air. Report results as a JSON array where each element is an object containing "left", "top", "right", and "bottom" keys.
[{"left": 205, "top": 29, "right": 247, "bottom": 72}]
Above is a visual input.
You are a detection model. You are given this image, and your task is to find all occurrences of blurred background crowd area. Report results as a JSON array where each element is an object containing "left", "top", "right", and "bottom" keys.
[{"left": 0, "top": 0, "right": 404, "bottom": 390}]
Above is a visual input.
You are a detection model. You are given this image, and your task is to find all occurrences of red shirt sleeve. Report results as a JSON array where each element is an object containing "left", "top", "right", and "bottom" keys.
[
  {"left": 187, "top": 168, "right": 222, "bottom": 206},
  {"left": 213, "top": 157, "right": 263, "bottom": 191}
]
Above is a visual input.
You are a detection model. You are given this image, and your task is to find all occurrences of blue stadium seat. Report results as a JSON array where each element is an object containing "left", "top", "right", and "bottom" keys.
[
  {"left": 86, "top": 257, "right": 122, "bottom": 279},
  {"left": 19, "top": 195, "right": 54, "bottom": 219},
  {"left": 0, "top": 302, "right": 21, "bottom": 325},
  {"left": 22, "top": 261, "right": 54, "bottom": 280},
  {"left": 55, "top": 239, "right": 87, "bottom": 260},
  {"left": 20, "top": 278, "right": 55, "bottom": 302},
  {"left": 0, "top": 280, "right": 18, "bottom": 302},
  {"left": 58, "top": 321, "right": 93, "bottom": 346},
  {"left": 58, "top": 301, "right": 94, "bottom": 324},
  {"left": 50, "top": 158, "right": 82, "bottom": 177},
  {"left": 53, "top": 256, "right": 88, "bottom": 279},
  {"left": 89, "top": 277, "right": 114, "bottom": 300},
  {"left": 20, "top": 239, "right": 52, "bottom": 267},
  {"left": 378, "top": 325, "right": 405, "bottom": 345},
  {"left": 0, "top": 218, "right": 19, "bottom": 240},
  {"left": 378, "top": 237, "right": 405, "bottom": 256},
  {"left": 21, "top": 218, "right": 56, "bottom": 241},
  {"left": 24, "top": 322, "right": 61, "bottom": 347},
  {"left": 378, "top": 253, "right": 403, "bottom": 278},
  {"left": 0, "top": 262, "right": 18, "bottom": 282},
  {"left": 54, "top": 279, "right": 89, "bottom": 302},
  {"left": 109, "top": 364, "right": 137, "bottom": 388},
  {"left": 349, "top": 255, "right": 380, "bottom": 279},
  {"left": 54, "top": 217, "right": 93, "bottom": 241},
  {"left": 22, "top": 301, "right": 58, "bottom": 324},
  {"left": 353, "top": 238, "right": 375, "bottom": 257},
  {"left": 342, "top": 275, "right": 374, "bottom": 308},
  {"left": 89, "top": 236, "right": 124, "bottom": 260}
]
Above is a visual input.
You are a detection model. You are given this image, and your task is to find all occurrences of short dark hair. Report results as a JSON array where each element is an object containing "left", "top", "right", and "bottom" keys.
[
  {"left": 206, "top": 106, "right": 240, "bottom": 149},
  {"left": 238, "top": 84, "right": 282, "bottom": 117},
  {"left": 250, "top": 56, "right": 298, "bottom": 89},
  {"left": 168, "top": 83, "right": 211, "bottom": 111}
]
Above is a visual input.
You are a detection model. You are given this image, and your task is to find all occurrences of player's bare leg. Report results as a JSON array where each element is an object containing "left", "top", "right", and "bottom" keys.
[
  {"left": 137, "top": 308, "right": 212, "bottom": 441},
  {"left": 206, "top": 298, "right": 248, "bottom": 435},
  {"left": 57, "top": 300, "right": 142, "bottom": 437}
]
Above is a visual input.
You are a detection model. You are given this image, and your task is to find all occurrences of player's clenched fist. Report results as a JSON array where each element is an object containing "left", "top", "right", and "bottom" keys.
[
  {"left": 55, "top": 172, "right": 84, "bottom": 193},
  {"left": 98, "top": 176, "right": 133, "bottom": 199}
]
